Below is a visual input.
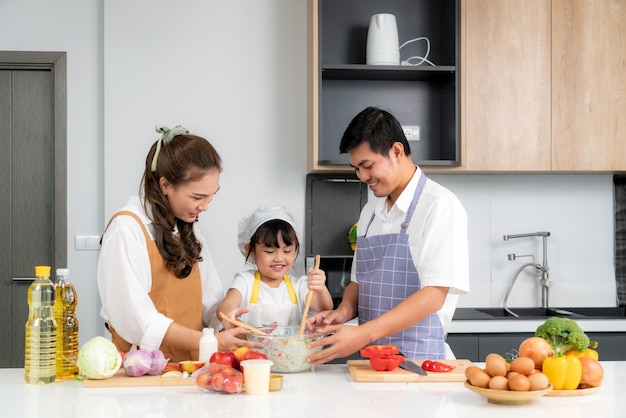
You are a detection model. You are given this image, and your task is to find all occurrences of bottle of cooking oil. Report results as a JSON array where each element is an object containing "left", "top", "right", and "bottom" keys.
[
  {"left": 24, "top": 265, "right": 57, "bottom": 384},
  {"left": 54, "top": 267, "right": 79, "bottom": 379}
]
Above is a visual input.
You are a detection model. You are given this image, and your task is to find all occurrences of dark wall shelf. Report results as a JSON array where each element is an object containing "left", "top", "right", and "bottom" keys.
[
  {"left": 312, "top": 0, "right": 460, "bottom": 170},
  {"left": 322, "top": 65, "right": 456, "bottom": 81}
]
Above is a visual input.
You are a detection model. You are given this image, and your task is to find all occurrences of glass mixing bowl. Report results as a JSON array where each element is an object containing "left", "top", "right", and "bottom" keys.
[{"left": 247, "top": 326, "right": 326, "bottom": 373}]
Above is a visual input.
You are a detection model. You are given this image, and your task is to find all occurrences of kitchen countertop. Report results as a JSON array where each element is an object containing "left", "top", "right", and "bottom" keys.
[
  {"left": 449, "top": 308, "right": 626, "bottom": 333},
  {"left": 1, "top": 363, "right": 624, "bottom": 418}
]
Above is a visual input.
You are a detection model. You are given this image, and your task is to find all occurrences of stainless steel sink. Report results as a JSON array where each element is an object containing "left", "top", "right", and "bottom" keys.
[{"left": 453, "top": 306, "right": 626, "bottom": 320}]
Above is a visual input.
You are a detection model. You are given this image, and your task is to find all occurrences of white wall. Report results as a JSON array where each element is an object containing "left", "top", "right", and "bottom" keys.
[
  {"left": 432, "top": 174, "right": 616, "bottom": 309},
  {"left": 0, "top": 0, "right": 104, "bottom": 344},
  {"left": 1, "top": 0, "right": 617, "bottom": 346}
]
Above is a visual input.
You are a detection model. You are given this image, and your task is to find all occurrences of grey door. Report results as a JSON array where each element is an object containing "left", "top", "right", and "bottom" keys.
[{"left": 0, "top": 52, "right": 67, "bottom": 368}]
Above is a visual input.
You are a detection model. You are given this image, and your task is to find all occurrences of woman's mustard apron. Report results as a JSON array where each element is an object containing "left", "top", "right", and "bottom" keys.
[{"left": 103, "top": 211, "right": 203, "bottom": 362}]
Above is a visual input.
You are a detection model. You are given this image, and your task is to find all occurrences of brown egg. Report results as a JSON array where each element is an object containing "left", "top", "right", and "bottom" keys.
[
  {"left": 485, "top": 353, "right": 508, "bottom": 377},
  {"left": 508, "top": 374, "right": 531, "bottom": 391},
  {"left": 464, "top": 365, "right": 483, "bottom": 381},
  {"left": 469, "top": 369, "right": 491, "bottom": 388},
  {"left": 488, "top": 375, "right": 509, "bottom": 391},
  {"left": 509, "top": 356, "right": 535, "bottom": 376},
  {"left": 506, "top": 371, "right": 520, "bottom": 380},
  {"left": 528, "top": 372, "right": 550, "bottom": 391}
]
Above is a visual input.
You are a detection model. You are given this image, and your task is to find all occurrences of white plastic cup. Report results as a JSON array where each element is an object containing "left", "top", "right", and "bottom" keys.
[{"left": 241, "top": 359, "right": 273, "bottom": 395}]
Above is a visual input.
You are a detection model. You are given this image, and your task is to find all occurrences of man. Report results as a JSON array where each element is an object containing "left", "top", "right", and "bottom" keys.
[{"left": 306, "top": 107, "right": 469, "bottom": 364}]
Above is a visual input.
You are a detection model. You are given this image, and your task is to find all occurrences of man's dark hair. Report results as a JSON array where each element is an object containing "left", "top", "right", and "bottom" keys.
[{"left": 339, "top": 107, "right": 411, "bottom": 156}]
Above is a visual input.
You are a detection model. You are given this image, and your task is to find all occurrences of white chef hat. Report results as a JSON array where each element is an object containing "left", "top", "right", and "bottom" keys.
[{"left": 237, "top": 206, "right": 297, "bottom": 258}]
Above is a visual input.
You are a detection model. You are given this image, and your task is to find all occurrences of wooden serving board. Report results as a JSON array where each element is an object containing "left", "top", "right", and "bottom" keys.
[
  {"left": 347, "top": 359, "right": 473, "bottom": 383},
  {"left": 545, "top": 386, "right": 601, "bottom": 397},
  {"left": 82, "top": 369, "right": 196, "bottom": 388}
]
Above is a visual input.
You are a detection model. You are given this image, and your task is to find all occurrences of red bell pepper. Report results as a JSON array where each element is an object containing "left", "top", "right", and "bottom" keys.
[
  {"left": 421, "top": 360, "right": 454, "bottom": 373},
  {"left": 360, "top": 345, "right": 399, "bottom": 359},
  {"left": 369, "top": 355, "right": 405, "bottom": 371}
]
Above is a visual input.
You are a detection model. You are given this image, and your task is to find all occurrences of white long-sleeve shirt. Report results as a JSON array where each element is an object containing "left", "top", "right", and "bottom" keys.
[{"left": 97, "top": 196, "right": 224, "bottom": 351}]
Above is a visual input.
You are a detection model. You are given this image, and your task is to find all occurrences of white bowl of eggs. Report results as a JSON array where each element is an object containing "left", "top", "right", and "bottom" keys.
[{"left": 464, "top": 353, "right": 552, "bottom": 404}]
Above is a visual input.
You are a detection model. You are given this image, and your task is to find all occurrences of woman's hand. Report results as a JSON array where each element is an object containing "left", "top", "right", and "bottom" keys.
[{"left": 215, "top": 326, "right": 260, "bottom": 352}]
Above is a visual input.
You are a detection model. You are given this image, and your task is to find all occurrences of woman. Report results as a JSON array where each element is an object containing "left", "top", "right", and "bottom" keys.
[{"left": 97, "top": 125, "right": 255, "bottom": 361}]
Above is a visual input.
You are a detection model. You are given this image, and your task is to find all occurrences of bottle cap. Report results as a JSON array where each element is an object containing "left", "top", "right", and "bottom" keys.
[
  {"left": 56, "top": 268, "right": 69, "bottom": 276},
  {"left": 203, "top": 328, "right": 214, "bottom": 335},
  {"left": 35, "top": 266, "right": 51, "bottom": 277}
]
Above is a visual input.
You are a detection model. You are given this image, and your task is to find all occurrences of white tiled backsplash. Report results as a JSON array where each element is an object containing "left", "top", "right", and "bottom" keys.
[{"left": 429, "top": 173, "right": 616, "bottom": 309}]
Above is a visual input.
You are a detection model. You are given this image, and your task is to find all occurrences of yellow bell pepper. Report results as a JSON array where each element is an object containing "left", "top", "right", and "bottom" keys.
[
  {"left": 542, "top": 355, "right": 582, "bottom": 390},
  {"left": 564, "top": 348, "right": 599, "bottom": 361}
]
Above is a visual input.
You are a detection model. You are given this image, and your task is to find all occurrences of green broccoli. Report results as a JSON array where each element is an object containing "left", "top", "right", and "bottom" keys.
[{"left": 534, "top": 317, "right": 590, "bottom": 357}]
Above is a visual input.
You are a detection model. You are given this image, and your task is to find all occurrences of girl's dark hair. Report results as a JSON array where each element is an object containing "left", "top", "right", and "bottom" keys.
[
  {"left": 339, "top": 106, "right": 411, "bottom": 156},
  {"left": 245, "top": 219, "right": 299, "bottom": 263},
  {"left": 141, "top": 134, "right": 222, "bottom": 278}
]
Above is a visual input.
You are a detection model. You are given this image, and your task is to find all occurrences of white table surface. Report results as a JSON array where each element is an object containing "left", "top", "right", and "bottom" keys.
[{"left": 1, "top": 362, "right": 623, "bottom": 418}]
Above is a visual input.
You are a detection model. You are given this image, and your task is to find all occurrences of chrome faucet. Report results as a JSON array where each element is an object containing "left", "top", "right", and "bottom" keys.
[{"left": 502, "top": 232, "right": 552, "bottom": 310}]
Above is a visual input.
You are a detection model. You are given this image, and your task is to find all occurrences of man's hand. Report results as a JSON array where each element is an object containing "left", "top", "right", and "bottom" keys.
[{"left": 305, "top": 324, "right": 369, "bottom": 365}]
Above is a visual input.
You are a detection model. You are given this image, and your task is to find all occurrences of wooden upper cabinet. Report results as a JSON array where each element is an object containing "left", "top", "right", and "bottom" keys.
[
  {"left": 552, "top": 0, "right": 626, "bottom": 171},
  {"left": 462, "top": 0, "right": 552, "bottom": 171},
  {"left": 463, "top": 0, "right": 626, "bottom": 172}
]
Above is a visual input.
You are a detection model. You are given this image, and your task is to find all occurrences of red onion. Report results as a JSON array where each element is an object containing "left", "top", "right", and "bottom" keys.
[
  {"left": 123, "top": 349, "right": 153, "bottom": 377},
  {"left": 148, "top": 350, "right": 169, "bottom": 375}
]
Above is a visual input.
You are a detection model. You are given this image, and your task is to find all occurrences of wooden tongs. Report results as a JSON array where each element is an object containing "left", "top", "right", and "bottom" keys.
[{"left": 218, "top": 312, "right": 269, "bottom": 336}]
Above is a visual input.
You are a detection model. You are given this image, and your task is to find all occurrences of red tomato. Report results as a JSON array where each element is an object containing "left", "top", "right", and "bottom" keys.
[
  {"left": 195, "top": 372, "right": 211, "bottom": 389},
  {"left": 360, "top": 345, "right": 399, "bottom": 359},
  {"left": 207, "top": 362, "right": 223, "bottom": 374},
  {"left": 224, "top": 376, "right": 244, "bottom": 393},
  {"left": 212, "top": 372, "right": 225, "bottom": 391},
  {"left": 221, "top": 365, "right": 236, "bottom": 377},
  {"left": 369, "top": 355, "right": 405, "bottom": 371}
]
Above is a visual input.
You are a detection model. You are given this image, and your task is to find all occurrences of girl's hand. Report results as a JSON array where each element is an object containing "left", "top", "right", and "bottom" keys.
[
  {"left": 220, "top": 308, "right": 249, "bottom": 330},
  {"left": 306, "top": 268, "right": 327, "bottom": 293},
  {"left": 215, "top": 326, "right": 260, "bottom": 352}
]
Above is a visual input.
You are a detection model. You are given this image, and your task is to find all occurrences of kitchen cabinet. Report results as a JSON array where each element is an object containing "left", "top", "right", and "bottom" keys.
[
  {"left": 462, "top": 0, "right": 551, "bottom": 171},
  {"left": 551, "top": 0, "right": 626, "bottom": 171},
  {"left": 462, "top": 0, "right": 626, "bottom": 172},
  {"left": 307, "top": 0, "right": 460, "bottom": 172},
  {"left": 447, "top": 332, "right": 626, "bottom": 362}
]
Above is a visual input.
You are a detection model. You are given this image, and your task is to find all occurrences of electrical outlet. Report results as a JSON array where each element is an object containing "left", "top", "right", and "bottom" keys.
[
  {"left": 402, "top": 125, "right": 420, "bottom": 141},
  {"left": 75, "top": 235, "right": 101, "bottom": 251}
]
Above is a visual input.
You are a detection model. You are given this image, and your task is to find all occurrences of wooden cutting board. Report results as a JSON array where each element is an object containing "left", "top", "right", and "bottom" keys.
[
  {"left": 347, "top": 359, "right": 473, "bottom": 382},
  {"left": 82, "top": 369, "right": 196, "bottom": 388}
]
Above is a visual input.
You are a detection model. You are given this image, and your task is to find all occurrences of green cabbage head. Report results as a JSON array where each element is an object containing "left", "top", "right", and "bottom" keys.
[{"left": 77, "top": 336, "right": 123, "bottom": 379}]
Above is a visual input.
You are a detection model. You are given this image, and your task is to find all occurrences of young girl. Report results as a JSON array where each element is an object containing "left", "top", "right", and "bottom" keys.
[
  {"left": 218, "top": 206, "right": 333, "bottom": 328},
  {"left": 97, "top": 125, "right": 255, "bottom": 362}
]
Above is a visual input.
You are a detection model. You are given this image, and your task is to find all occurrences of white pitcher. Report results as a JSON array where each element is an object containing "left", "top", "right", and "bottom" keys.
[{"left": 366, "top": 13, "right": 399, "bottom": 65}]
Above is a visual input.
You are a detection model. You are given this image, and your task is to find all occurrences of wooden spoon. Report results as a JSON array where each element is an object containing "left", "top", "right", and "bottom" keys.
[
  {"left": 219, "top": 312, "right": 268, "bottom": 336},
  {"left": 298, "top": 254, "right": 320, "bottom": 335}
]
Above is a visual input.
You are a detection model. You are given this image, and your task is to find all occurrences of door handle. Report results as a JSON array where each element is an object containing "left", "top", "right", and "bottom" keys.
[{"left": 12, "top": 277, "right": 36, "bottom": 282}]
